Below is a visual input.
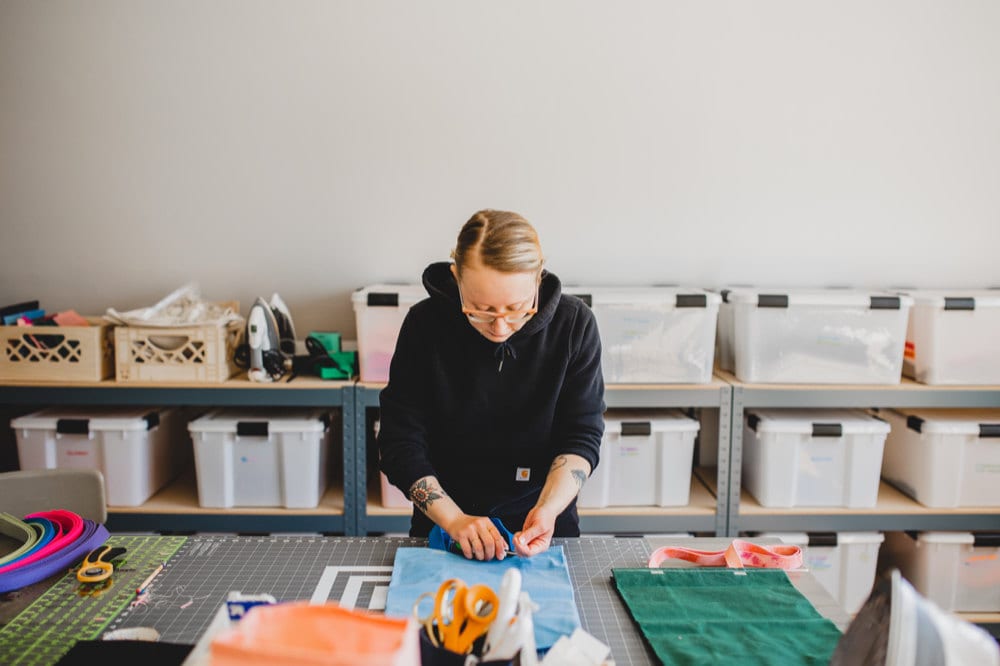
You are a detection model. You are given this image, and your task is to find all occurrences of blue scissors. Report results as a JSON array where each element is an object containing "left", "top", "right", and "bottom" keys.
[{"left": 412, "top": 578, "right": 499, "bottom": 654}]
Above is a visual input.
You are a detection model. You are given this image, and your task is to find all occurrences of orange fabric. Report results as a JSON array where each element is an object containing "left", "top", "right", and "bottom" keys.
[{"left": 210, "top": 602, "right": 419, "bottom": 666}]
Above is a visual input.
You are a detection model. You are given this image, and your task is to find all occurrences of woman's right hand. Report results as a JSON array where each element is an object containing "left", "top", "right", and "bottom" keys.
[{"left": 443, "top": 514, "right": 510, "bottom": 561}]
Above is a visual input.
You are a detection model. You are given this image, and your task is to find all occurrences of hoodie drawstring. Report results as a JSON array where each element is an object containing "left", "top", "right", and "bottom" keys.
[{"left": 494, "top": 342, "right": 517, "bottom": 373}]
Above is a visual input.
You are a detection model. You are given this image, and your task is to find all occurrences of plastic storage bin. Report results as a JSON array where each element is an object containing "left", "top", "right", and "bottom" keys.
[
  {"left": 11, "top": 406, "right": 187, "bottom": 506},
  {"left": 188, "top": 409, "right": 332, "bottom": 508},
  {"left": 883, "top": 531, "right": 1000, "bottom": 612},
  {"left": 561, "top": 287, "right": 720, "bottom": 384},
  {"left": 352, "top": 285, "right": 426, "bottom": 383},
  {"left": 577, "top": 410, "right": 699, "bottom": 508},
  {"left": 373, "top": 420, "right": 410, "bottom": 509},
  {"left": 742, "top": 409, "right": 890, "bottom": 508},
  {"left": 880, "top": 408, "right": 1000, "bottom": 508},
  {"left": 902, "top": 290, "right": 1000, "bottom": 385},
  {"left": 722, "top": 289, "right": 913, "bottom": 384},
  {"left": 759, "top": 532, "right": 884, "bottom": 614}
]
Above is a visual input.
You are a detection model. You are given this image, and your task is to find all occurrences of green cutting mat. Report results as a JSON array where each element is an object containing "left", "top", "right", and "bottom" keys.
[{"left": 0, "top": 535, "right": 186, "bottom": 666}]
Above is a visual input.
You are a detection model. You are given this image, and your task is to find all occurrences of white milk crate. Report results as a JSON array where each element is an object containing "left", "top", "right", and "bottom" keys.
[
  {"left": 188, "top": 409, "right": 332, "bottom": 508},
  {"left": 742, "top": 409, "right": 890, "bottom": 508},
  {"left": 562, "top": 287, "right": 720, "bottom": 384},
  {"left": 883, "top": 531, "right": 1000, "bottom": 612},
  {"left": 759, "top": 532, "right": 884, "bottom": 614},
  {"left": 722, "top": 289, "right": 912, "bottom": 384},
  {"left": 902, "top": 290, "right": 1000, "bottom": 384},
  {"left": 12, "top": 406, "right": 188, "bottom": 506},
  {"left": 352, "top": 284, "right": 426, "bottom": 383},
  {"left": 880, "top": 408, "right": 1000, "bottom": 508},
  {"left": 577, "top": 410, "right": 699, "bottom": 508}
]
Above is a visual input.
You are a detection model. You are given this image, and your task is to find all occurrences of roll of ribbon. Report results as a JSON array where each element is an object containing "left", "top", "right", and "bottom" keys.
[
  {"left": 647, "top": 539, "right": 803, "bottom": 570},
  {"left": 0, "top": 510, "right": 109, "bottom": 594}
]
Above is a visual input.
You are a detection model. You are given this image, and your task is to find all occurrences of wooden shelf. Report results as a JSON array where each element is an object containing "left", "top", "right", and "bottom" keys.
[
  {"left": 0, "top": 375, "right": 353, "bottom": 390},
  {"left": 716, "top": 369, "right": 1000, "bottom": 393},
  {"left": 109, "top": 468, "right": 345, "bottom": 516}
]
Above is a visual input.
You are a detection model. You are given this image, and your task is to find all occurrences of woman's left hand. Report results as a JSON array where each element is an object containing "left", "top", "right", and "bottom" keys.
[{"left": 513, "top": 505, "right": 556, "bottom": 557}]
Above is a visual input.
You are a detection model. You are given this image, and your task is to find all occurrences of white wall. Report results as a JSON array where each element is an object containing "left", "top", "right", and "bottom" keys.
[{"left": 2, "top": 1, "right": 998, "bottom": 336}]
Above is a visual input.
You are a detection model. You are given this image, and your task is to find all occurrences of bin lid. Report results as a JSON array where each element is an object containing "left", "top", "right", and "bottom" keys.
[
  {"left": 351, "top": 284, "right": 426, "bottom": 308},
  {"left": 187, "top": 408, "right": 330, "bottom": 434},
  {"left": 910, "top": 532, "right": 976, "bottom": 545},
  {"left": 11, "top": 406, "right": 167, "bottom": 432},
  {"left": 723, "top": 288, "right": 913, "bottom": 309},
  {"left": 562, "top": 286, "right": 720, "bottom": 309},
  {"left": 603, "top": 410, "right": 700, "bottom": 434},
  {"left": 746, "top": 409, "right": 890, "bottom": 436},
  {"left": 888, "top": 408, "right": 1000, "bottom": 436},
  {"left": 898, "top": 289, "right": 1000, "bottom": 310},
  {"left": 757, "top": 532, "right": 885, "bottom": 546}
]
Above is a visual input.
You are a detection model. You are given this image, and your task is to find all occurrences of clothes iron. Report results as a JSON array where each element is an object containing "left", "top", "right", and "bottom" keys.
[
  {"left": 830, "top": 568, "right": 999, "bottom": 666},
  {"left": 246, "top": 294, "right": 297, "bottom": 382}
]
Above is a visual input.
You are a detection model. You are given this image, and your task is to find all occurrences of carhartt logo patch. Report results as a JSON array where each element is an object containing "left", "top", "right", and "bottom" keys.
[{"left": 515, "top": 467, "right": 530, "bottom": 482}]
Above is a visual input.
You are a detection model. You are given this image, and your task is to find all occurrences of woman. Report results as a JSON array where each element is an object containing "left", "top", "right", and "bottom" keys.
[{"left": 377, "top": 210, "right": 605, "bottom": 560}]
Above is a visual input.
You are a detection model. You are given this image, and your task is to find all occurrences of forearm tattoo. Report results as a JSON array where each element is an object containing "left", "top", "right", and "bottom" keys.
[
  {"left": 571, "top": 469, "right": 587, "bottom": 490},
  {"left": 408, "top": 478, "right": 446, "bottom": 513},
  {"left": 550, "top": 455, "right": 568, "bottom": 472}
]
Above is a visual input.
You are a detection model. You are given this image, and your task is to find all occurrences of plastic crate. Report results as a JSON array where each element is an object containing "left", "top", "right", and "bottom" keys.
[
  {"left": 188, "top": 408, "right": 332, "bottom": 508},
  {"left": 352, "top": 285, "right": 426, "bottom": 383},
  {"left": 115, "top": 317, "right": 242, "bottom": 383},
  {"left": 0, "top": 318, "right": 114, "bottom": 382},
  {"left": 742, "top": 409, "right": 890, "bottom": 508},
  {"left": 11, "top": 406, "right": 188, "bottom": 506},
  {"left": 902, "top": 289, "right": 1000, "bottom": 384},
  {"left": 562, "top": 287, "right": 721, "bottom": 384},
  {"left": 723, "top": 289, "right": 912, "bottom": 384},
  {"left": 883, "top": 531, "right": 1000, "bottom": 612},
  {"left": 881, "top": 408, "right": 1000, "bottom": 507},
  {"left": 577, "top": 410, "right": 699, "bottom": 508},
  {"left": 759, "top": 532, "right": 884, "bottom": 614}
]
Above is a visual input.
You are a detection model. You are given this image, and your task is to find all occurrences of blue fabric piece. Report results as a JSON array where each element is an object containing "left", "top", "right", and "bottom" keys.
[
  {"left": 385, "top": 546, "right": 580, "bottom": 650},
  {"left": 427, "top": 517, "right": 516, "bottom": 555}
]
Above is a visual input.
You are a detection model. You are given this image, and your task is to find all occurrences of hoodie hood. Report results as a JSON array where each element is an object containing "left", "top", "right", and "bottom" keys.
[{"left": 421, "top": 261, "right": 562, "bottom": 343}]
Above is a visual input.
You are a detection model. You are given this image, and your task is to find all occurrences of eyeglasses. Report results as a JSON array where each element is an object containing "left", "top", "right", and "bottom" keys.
[{"left": 458, "top": 282, "right": 539, "bottom": 325}]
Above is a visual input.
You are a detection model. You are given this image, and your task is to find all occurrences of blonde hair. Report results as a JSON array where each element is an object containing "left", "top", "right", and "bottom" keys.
[{"left": 451, "top": 210, "right": 544, "bottom": 276}]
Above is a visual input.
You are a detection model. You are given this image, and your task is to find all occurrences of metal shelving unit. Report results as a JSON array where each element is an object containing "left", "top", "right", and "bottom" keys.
[
  {"left": 355, "top": 379, "right": 734, "bottom": 536},
  {"left": 0, "top": 377, "right": 355, "bottom": 534},
  {"left": 720, "top": 370, "right": 1000, "bottom": 535}
]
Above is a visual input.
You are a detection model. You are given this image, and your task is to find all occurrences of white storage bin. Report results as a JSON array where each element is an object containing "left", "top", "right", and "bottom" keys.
[
  {"left": 562, "top": 287, "right": 720, "bottom": 384},
  {"left": 12, "top": 406, "right": 187, "bottom": 506},
  {"left": 742, "top": 409, "right": 889, "bottom": 508},
  {"left": 902, "top": 290, "right": 1000, "bottom": 385},
  {"left": 881, "top": 408, "right": 1000, "bottom": 507},
  {"left": 188, "top": 409, "right": 331, "bottom": 508},
  {"left": 759, "top": 532, "right": 884, "bottom": 614},
  {"left": 373, "top": 419, "right": 410, "bottom": 509},
  {"left": 352, "top": 284, "right": 426, "bottom": 383},
  {"left": 577, "top": 411, "right": 698, "bottom": 508},
  {"left": 883, "top": 531, "right": 1000, "bottom": 612},
  {"left": 725, "top": 289, "right": 912, "bottom": 384}
]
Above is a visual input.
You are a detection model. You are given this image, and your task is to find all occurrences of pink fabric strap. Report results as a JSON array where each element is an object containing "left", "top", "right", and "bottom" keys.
[
  {"left": 647, "top": 539, "right": 803, "bottom": 570},
  {"left": 0, "top": 510, "right": 83, "bottom": 574}
]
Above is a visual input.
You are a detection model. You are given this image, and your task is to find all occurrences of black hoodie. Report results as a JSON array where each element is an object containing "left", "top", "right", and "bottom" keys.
[{"left": 377, "top": 262, "right": 605, "bottom": 537}]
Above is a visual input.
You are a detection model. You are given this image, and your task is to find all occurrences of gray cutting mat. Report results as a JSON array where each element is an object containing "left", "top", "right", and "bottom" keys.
[{"left": 108, "top": 534, "right": 657, "bottom": 665}]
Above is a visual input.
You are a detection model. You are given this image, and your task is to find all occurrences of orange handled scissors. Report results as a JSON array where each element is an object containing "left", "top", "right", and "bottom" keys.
[{"left": 412, "top": 578, "right": 499, "bottom": 654}]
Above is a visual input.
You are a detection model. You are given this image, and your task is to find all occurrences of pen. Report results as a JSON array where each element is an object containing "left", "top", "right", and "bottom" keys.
[{"left": 136, "top": 563, "right": 165, "bottom": 595}]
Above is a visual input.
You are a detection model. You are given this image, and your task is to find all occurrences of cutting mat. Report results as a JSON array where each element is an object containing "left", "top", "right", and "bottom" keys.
[
  {"left": 0, "top": 535, "right": 186, "bottom": 666},
  {"left": 2, "top": 535, "right": 658, "bottom": 665}
]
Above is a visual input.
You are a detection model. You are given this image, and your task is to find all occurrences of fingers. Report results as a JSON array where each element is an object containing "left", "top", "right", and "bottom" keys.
[{"left": 456, "top": 518, "right": 508, "bottom": 561}]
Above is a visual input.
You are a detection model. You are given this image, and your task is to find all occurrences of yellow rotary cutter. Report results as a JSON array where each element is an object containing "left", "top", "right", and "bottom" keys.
[{"left": 76, "top": 544, "right": 127, "bottom": 584}]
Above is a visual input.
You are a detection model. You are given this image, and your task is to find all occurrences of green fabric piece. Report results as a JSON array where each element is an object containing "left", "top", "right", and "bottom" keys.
[{"left": 612, "top": 568, "right": 842, "bottom": 666}]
